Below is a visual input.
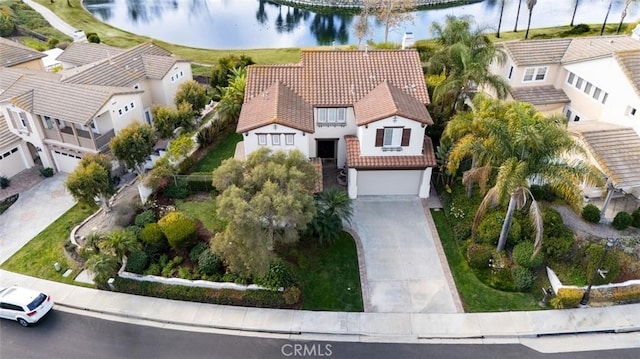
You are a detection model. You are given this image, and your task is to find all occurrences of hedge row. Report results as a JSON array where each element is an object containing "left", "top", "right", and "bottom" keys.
[{"left": 554, "top": 285, "right": 640, "bottom": 308}]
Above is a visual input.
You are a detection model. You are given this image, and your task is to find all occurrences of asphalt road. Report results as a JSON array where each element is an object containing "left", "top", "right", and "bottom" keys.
[{"left": 1, "top": 310, "right": 639, "bottom": 359}]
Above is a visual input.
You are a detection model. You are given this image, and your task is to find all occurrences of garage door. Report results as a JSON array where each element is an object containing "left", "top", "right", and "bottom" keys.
[
  {"left": 51, "top": 149, "right": 82, "bottom": 173},
  {"left": 0, "top": 146, "right": 28, "bottom": 178},
  {"left": 357, "top": 170, "right": 422, "bottom": 196}
]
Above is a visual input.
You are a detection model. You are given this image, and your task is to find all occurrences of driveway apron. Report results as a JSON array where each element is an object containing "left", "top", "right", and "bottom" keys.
[
  {"left": 0, "top": 173, "right": 75, "bottom": 264},
  {"left": 351, "top": 197, "right": 458, "bottom": 313}
]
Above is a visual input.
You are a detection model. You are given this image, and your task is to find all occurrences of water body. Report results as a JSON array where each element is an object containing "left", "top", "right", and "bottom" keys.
[{"left": 84, "top": 0, "right": 640, "bottom": 49}]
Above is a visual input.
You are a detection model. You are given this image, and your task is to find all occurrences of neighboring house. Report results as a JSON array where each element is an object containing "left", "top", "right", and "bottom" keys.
[
  {"left": 236, "top": 50, "right": 436, "bottom": 199},
  {"left": 0, "top": 37, "right": 46, "bottom": 71},
  {"left": 59, "top": 41, "right": 192, "bottom": 125},
  {"left": 0, "top": 42, "right": 191, "bottom": 176}
]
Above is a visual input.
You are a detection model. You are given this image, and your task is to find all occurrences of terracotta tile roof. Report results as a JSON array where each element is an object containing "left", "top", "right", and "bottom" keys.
[
  {"left": 500, "top": 39, "right": 571, "bottom": 66},
  {"left": 344, "top": 135, "right": 436, "bottom": 170},
  {"left": 614, "top": 50, "right": 640, "bottom": 98},
  {"left": 310, "top": 157, "right": 323, "bottom": 193},
  {"left": 0, "top": 113, "right": 20, "bottom": 149},
  {"left": 0, "top": 68, "right": 141, "bottom": 125},
  {"left": 237, "top": 81, "right": 314, "bottom": 133},
  {"left": 354, "top": 81, "right": 432, "bottom": 126},
  {"left": 501, "top": 36, "right": 640, "bottom": 66},
  {"left": 568, "top": 121, "right": 640, "bottom": 189},
  {"left": 55, "top": 42, "right": 125, "bottom": 67},
  {"left": 0, "top": 37, "right": 46, "bottom": 67},
  {"left": 244, "top": 50, "right": 429, "bottom": 106},
  {"left": 61, "top": 42, "right": 187, "bottom": 87},
  {"left": 510, "top": 85, "right": 570, "bottom": 105}
]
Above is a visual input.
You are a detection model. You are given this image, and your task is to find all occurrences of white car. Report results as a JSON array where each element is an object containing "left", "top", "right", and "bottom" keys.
[{"left": 0, "top": 286, "right": 54, "bottom": 327}]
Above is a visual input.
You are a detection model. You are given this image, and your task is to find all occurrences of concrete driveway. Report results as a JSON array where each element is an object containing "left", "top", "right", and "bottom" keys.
[
  {"left": 0, "top": 173, "right": 75, "bottom": 264},
  {"left": 350, "top": 197, "right": 460, "bottom": 313}
]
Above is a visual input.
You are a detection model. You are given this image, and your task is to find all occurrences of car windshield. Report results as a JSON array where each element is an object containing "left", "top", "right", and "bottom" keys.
[{"left": 27, "top": 293, "right": 47, "bottom": 311}]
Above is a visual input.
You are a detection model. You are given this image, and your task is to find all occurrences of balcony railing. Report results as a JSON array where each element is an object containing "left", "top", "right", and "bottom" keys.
[
  {"left": 43, "top": 127, "right": 115, "bottom": 151},
  {"left": 95, "top": 129, "right": 115, "bottom": 151}
]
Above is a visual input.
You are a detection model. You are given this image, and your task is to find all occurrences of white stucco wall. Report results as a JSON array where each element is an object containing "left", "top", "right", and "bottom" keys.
[
  {"left": 243, "top": 124, "right": 310, "bottom": 158},
  {"left": 105, "top": 93, "right": 146, "bottom": 134},
  {"left": 0, "top": 104, "right": 53, "bottom": 169},
  {"left": 357, "top": 115, "right": 426, "bottom": 156},
  {"left": 309, "top": 107, "right": 358, "bottom": 167},
  {"left": 155, "top": 62, "right": 193, "bottom": 108}
]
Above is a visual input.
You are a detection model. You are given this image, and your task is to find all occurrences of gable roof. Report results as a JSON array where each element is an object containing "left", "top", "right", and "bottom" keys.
[
  {"left": 0, "top": 37, "right": 46, "bottom": 67},
  {"left": 61, "top": 42, "right": 187, "bottom": 87},
  {"left": 568, "top": 121, "right": 640, "bottom": 189},
  {"left": 354, "top": 81, "right": 432, "bottom": 126},
  {"left": 345, "top": 135, "right": 436, "bottom": 170},
  {"left": 0, "top": 113, "right": 20, "bottom": 149},
  {"left": 244, "top": 50, "right": 430, "bottom": 107},
  {"left": 0, "top": 68, "right": 141, "bottom": 125},
  {"left": 501, "top": 36, "right": 640, "bottom": 66},
  {"left": 510, "top": 85, "right": 571, "bottom": 105},
  {"left": 237, "top": 81, "right": 314, "bottom": 133},
  {"left": 614, "top": 50, "right": 640, "bottom": 98},
  {"left": 55, "top": 42, "right": 125, "bottom": 67}
]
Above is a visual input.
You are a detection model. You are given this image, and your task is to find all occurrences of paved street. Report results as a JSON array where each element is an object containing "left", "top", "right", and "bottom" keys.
[{"left": 351, "top": 197, "right": 459, "bottom": 313}]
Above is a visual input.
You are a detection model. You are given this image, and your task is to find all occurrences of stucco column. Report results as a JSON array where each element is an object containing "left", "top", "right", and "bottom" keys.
[
  {"left": 348, "top": 168, "right": 357, "bottom": 199},
  {"left": 600, "top": 181, "right": 615, "bottom": 221},
  {"left": 418, "top": 167, "right": 433, "bottom": 198}
]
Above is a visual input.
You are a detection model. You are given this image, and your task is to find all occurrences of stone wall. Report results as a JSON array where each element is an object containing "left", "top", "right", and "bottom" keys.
[{"left": 270, "top": 0, "right": 471, "bottom": 9}]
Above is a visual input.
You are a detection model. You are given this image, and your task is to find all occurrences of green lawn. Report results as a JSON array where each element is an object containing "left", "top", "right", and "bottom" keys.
[
  {"left": 174, "top": 198, "right": 226, "bottom": 233},
  {"left": 282, "top": 233, "right": 364, "bottom": 312},
  {"left": 1, "top": 204, "right": 96, "bottom": 284},
  {"left": 192, "top": 132, "right": 243, "bottom": 173},
  {"left": 431, "top": 210, "right": 542, "bottom": 312}
]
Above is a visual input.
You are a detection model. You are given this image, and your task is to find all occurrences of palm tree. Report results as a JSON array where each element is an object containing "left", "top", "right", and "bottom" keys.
[
  {"left": 514, "top": 0, "right": 523, "bottom": 31},
  {"left": 570, "top": 0, "right": 580, "bottom": 27},
  {"left": 310, "top": 188, "right": 353, "bottom": 245},
  {"left": 428, "top": 16, "right": 509, "bottom": 114},
  {"left": 85, "top": 252, "right": 119, "bottom": 286},
  {"left": 216, "top": 67, "right": 246, "bottom": 126},
  {"left": 525, "top": 0, "right": 537, "bottom": 39},
  {"left": 496, "top": 0, "right": 506, "bottom": 38},
  {"left": 447, "top": 97, "right": 604, "bottom": 254},
  {"left": 101, "top": 229, "right": 140, "bottom": 260},
  {"left": 617, "top": 0, "right": 634, "bottom": 34}
]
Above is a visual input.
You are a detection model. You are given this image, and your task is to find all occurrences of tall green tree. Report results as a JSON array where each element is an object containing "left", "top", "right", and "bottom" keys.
[
  {"left": 428, "top": 16, "right": 509, "bottom": 115},
  {"left": 216, "top": 67, "right": 246, "bottom": 126},
  {"left": 174, "top": 80, "right": 209, "bottom": 114},
  {"left": 210, "top": 54, "right": 254, "bottom": 99},
  {"left": 65, "top": 153, "right": 114, "bottom": 212},
  {"left": 446, "top": 97, "right": 603, "bottom": 254},
  {"left": 109, "top": 122, "right": 155, "bottom": 177},
  {"left": 211, "top": 148, "right": 318, "bottom": 277}
]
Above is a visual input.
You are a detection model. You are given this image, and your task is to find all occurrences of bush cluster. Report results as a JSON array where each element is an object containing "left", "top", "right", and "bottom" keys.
[
  {"left": 189, "top": 242, "right": 208, "bottom": 263},
  {"left": 140, "top": 223, "right": 168, "bottom": 252},
  {"left": 164, "top": 180, "right": 191, "bottom": 199},
  {"left": 511, "top": 267, "right": 536, "bottom": 292},
  {"left": 553, "top": 288, "right": 583, "bottom": 309},
  {"left": 258, "top": 259, "right": 296, "bottom": 289},
  {"left": 541, "top": 228, "right": 574, "bottom": 261},
  {"left": 632, "top": 208, "right": 640, "bottom": 228},
  {"left": 581, "top": 204, "right": 601, "bottom": 223},
  {"left": 135, "top": 210, "right": 156, "bottom": 228},
  {"left": 512, "top": 241, "right": 544, "bottom": 269},
  {"left": 125, "top": 251, "right": 149, "bottom": 274},
  {"left": 466, "top": 243, "right": 494, "bottom": 269},
  {"left": 198, "top": 250, "right": 223, "bottom": 276},
  {"left": 612, "top": 211, "right": 631, "bottom": 230},
  {"left": 158, "top": 212, "right": 197, "bottom": 251},
  {"left": 476, "top": 212, "right": 521, "bottom": 246},
  {"left": 529, "top": 184, "right": 557, "bottom": 202}
]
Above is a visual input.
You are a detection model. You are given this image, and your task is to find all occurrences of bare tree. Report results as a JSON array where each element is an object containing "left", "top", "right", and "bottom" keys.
[
  {"left": 364, "top": 0, "right": 417, "bottom": 43},
  {"left": 352, "top": 2, "right": 373, "bottom": 47}
]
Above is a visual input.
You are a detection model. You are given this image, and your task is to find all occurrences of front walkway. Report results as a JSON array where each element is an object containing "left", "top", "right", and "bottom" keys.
[
  {"left": 350, "top": 197, "right": 460, "bottom": 313},
  {"left": 0, "top": 173, "right": 75, "bottom": 264}
]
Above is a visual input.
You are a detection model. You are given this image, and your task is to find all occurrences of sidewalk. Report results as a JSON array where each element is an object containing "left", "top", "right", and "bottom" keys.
[{"left": 2, "top": 269, "right": 640, "bottom": 344}]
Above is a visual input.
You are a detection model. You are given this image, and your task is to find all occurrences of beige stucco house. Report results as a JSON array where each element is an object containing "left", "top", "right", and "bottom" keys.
[
  {"left": 0, "top": 41, "right": 191, "bottom": 177},
  {"left": 236, "top": 50, "right": 436, "bottom": 199}
]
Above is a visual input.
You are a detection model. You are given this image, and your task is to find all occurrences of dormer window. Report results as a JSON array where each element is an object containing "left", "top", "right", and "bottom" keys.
[{"left": 317, "top": 108, "right": 347, "bottom": 126}]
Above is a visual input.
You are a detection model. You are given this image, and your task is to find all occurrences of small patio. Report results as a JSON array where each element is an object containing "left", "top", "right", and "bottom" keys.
[{"left": 0, "top": 166, "right": 44, "bottom": 200}]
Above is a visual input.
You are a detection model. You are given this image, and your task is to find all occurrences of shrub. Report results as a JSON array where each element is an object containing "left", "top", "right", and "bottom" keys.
[
  {"left": 466, "top": 243, "right": 494, "bottom": 269},
  {"left": 452, "top": 221, "right": 472, "bottom": 241},
  {"left": 178, "top": 266, "right": 195, "bottom": 280},
  {"left": 135, "top": 210, "right": 156, "bottom": 228},
  {"left": 197, "top": 250, "right": 223, "bottom": 275},
  {"left": 511, "top": 267, "right": 536, "bottom": 291},
  {"left": 283, "top": 286, "right": 301, "bottom": 305},
  {"left": 125, "top": 251, "right": 149, "bottom": 274},
  {"left": 584, "top": 244, "right": 620, "bottom": 285},
  {"left": 39, "top": 167, "right": 54, "bottom": 177},
  {"left": 189, "top": 242, "right": 208, "bottom": 263},
  {"left": 555, "top": 288, "right": 583, "bottom": 308},
  {"left": 541, "top": 228, "right": 575, "bottom": 261},
  {"left": 581, "top": 204, "right": 601, "bottom": 223},
  {"left": 140, "top": 223, "right": 168, "bottom": 252},
  {"left": 144, "top": 263, "right": 161, "bottom": 276},
  {"left": 612, "top": 211, "right": 632, "bottom": 230},
  {"left": 158, "top": 212, "right": 197, "bottom": 251},
  {"left": 86, "top": 32, "right": 100, "bottom": 43},
  {"left": 258, "top": 259, "right": 295, "bottom": 289},
  {"left": 543, "top": 208, "right": 564, "bottom": 237},
  {"left": 46, "top": 37, "right": 60, "bottom": 49},
  {"left": 562, "top": 23, "right": 590, "bottom": 36},
  {"left": 632, "top": 208, "right": 640, "bottom": 228},
  {"left": 484, "top": 267, "right": 515, "bottom": 291},
  {"left": 0, "top": 176, "right": 10, "bottom": 189},
  {"left": 164, "top": 179, "right": 191, "bottom": 199},
  {"left": 196, "top": 126, "right": 216, "bottom": 146},
  {"left": 161, "top": 256, "right": 183, "bottom": 277},
  {"left": 477, "top": 212, "right": 521, "bottom": 246},
  {"left": 512, "top": 241, "right": 544, "bottom": 269},
  {"left": 529, "top": 184, "right": 557, "bottom": 202}
]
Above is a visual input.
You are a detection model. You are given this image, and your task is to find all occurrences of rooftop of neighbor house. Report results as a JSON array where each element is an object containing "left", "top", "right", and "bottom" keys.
[
  {"left": 568, "top": 121, "right": 640, "bottom": 189},
  {"left": 509, "top": 85, "right": 571, "bottom": 105},
  {"left": 0, "top": 37, "right": 47, "bottom": 67},
  {"left": 0, "top": 67, "right": 142, "bottom": 125},
  {"left": 500, "top": 35, "right": 640, "bottom": 66},
  {"left": 60, "top": 42, "right": 190, "bottom": 87}
]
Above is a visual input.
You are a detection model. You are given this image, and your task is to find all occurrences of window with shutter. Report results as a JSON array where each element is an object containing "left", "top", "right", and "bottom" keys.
[
  {"left": 375, "top": 129, "right": 384, "bottom": 147},
  {"left": 401, "top": 128, "right": 411, "bottom": 146}
]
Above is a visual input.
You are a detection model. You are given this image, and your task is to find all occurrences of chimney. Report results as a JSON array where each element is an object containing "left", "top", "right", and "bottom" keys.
[{"left": 401, "top": 32, "right": 415, "bottom": 49}]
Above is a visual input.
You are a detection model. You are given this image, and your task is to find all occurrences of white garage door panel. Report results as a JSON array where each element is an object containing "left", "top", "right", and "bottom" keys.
[
  {"left": 52, "top": 150, "right": 81, "bottom": 173},
  {"left": 0, "top": 147, "right": 27, "bottom": 178},
  {"left": 357, "top": 170, "right": 421, "bottom": 196}
]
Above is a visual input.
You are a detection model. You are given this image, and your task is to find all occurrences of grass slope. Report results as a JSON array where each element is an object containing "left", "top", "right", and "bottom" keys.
[{"left": 192, "top": 132, "right": 243, "bottom": 173}]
